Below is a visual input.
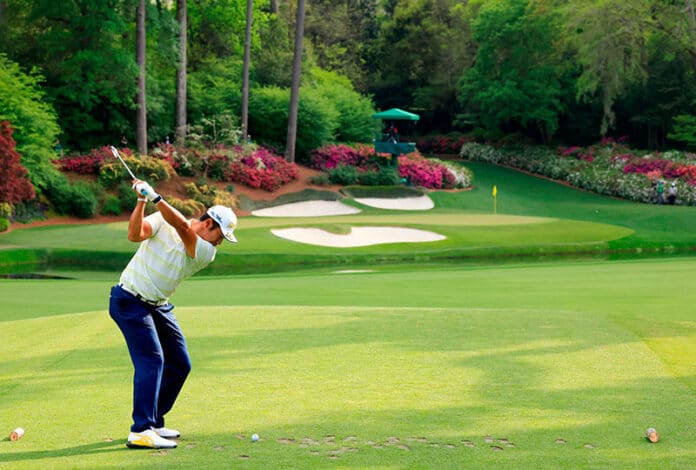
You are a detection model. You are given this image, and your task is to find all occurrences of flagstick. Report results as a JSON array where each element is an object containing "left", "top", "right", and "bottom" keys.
[{"left": 492, "top": 185, "right": 497, "bottom": 215}]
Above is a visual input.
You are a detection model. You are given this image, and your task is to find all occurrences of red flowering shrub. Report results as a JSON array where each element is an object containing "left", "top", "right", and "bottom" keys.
[
  {"left": 558, "top": 146, "right": 594, "bottom": 162},
  {"left": 56, "top": 146, "right": 117, "bottom": 174},
  {"left": 398, "top": 152, "right": 457, "bottom": 189},
  {"left": 0, "top": 121, "right": 35, "bottom": 203},
  {"left": 225, "top": 148, "right": 299, "bottom": 191},
  {"left": 417, "top": 134, "right": 472, "bottom": 154},
  {"left": 620, "top": 156, "right": 696, "bottom": 182}
]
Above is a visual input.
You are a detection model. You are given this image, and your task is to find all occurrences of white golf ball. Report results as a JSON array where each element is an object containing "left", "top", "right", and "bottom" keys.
[{"left": 251, "top": 433, "right": 259, "bottom": 442}]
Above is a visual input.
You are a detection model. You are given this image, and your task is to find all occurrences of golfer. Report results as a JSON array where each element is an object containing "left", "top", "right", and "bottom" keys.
[{"left": 109, "top": 179, "right": 237, "bottom": 449}]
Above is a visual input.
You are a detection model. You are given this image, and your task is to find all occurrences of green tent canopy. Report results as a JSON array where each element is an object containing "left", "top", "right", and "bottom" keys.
[{"left": 372, "top": 108, "right": 420, "bottom": 121}]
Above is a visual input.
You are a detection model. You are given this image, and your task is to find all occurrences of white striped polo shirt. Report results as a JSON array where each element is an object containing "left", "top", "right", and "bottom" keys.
[{"left": 119, "top": 212, "right": 216, "bottom": 303}]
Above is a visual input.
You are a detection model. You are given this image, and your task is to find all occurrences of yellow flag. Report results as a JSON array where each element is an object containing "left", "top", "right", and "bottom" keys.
[{"left": 492, "top": 185, "right": 497, "bottom": 197}]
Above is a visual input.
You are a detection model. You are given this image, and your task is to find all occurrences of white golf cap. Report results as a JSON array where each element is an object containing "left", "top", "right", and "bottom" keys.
[{"left": 207, "top": 205, "right": 238, "bottom": 243}]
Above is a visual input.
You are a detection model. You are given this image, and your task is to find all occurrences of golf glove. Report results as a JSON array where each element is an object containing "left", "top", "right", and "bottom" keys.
[{"left": 133, "top": 181, "right": 159, "bottom": 202}]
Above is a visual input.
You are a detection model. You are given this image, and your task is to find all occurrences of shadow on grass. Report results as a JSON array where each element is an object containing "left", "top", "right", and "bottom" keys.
[{"left": 0, "top": 439, "right": 128, "bottom": 463}]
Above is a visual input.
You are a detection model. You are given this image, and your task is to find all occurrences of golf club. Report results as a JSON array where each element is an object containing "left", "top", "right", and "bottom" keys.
[
  {"left": 110, "top": 145, "right": 149, "bottom": 196},
  {"left": 109, "top": 145, "right": 137, "bottom": 180}
]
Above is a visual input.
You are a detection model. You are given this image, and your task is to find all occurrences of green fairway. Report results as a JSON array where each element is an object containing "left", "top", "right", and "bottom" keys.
[{"left": 1, "top": 259, "right": 694, "bottom": 468}]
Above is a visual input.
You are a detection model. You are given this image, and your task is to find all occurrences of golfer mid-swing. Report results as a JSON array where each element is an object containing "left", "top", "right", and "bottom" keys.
[{"left": 109, "top": 179, "right": 237, "bottom": 449}]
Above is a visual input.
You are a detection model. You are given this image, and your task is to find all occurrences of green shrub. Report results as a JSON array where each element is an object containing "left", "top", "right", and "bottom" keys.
[
  {"left": 668, "top": 114, "right": 696, "bottom": 149},
  {"left": 0, "top": 54, "right": 61, "bottom": 189},
  {"left": 100, "top": 194, "right": 122, "bottom": 216},
  {"left": 117, "top": 183, "right": 138, "bottom": 212},
  {"left": 308, "top": 68, "right": 377, "bottom": 142},
  {"left": 168, "top": 197, "right": 205, "bottom": 217},
  {"left": 359, "top": 167, "right": 401, "bottom": 186},
  {"left": 248, "top": 87, "right": 291, "bottom": 151},
  {"left": 0, "top": 202, "right": 11, "bottom": 218},
  {"left": 328, "top": 164, "right": 360, "bottom": 185},
  {"left": 185, "top": 182, "right": 216, "bottom": 208},
  {"left": 10, "top": 200, "right": 45, "bottom": 223},
  {"left": 43, "top": 172, "right": 98, "bottom": 218},
  {"left": 248, "top": 86, "right": 339, "bottom": 162},
  {"left": 0, "top": 217, "right": 9, "bottom": 232},
  {"left": 309, "top": 173, "right": 331, "bottom": 186},
  {"left": 99, "top": 155, "right": 173, "bottom": 188},
  {"left": 67, "top": 183, "right": 98, "bottom": 219}
]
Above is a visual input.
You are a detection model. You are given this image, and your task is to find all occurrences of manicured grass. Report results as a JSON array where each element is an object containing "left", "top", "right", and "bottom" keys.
[
  {"left": 2, "top": 161, "right": 695, "bottom": 276},
  {"left": 1, "top": 259, "right": 695, "bottom": 468},
  {"left": 1, "top": 162, "right": 694, "bottom": 467}
]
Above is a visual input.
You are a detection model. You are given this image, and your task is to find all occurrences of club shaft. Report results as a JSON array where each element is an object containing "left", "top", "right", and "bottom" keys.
[{"left": 110, "top": 146, "right": 137, "bottom": 179}]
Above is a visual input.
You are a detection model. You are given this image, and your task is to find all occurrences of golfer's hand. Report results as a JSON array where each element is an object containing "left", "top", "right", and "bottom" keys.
[{"left": 132, "top": 180, "right": 159, "bottom": 202}]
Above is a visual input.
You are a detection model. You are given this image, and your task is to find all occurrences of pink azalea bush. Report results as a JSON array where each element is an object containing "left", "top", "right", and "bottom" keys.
[
  {"left": 398, "top": 153, "right": 459, "bottom": 189},
  {"left": 309, "top": 144, "right": 393, "bottom": 171},
  {"left": 225, "top": 147, "right": 299, "bottom": 191}
]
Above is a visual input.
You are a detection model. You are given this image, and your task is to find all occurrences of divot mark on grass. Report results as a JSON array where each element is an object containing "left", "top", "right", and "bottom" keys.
[
  {"left": 491, "top": 445, "right": 505, "bottom": 451},
  {"left": 235, "top": 434, "right": 245, "bottom": 440},
  {"left": 555, "top": 438, "right": 567, "bottom": 444},
  {"left": 103, "top": 437, "right": 113, "bottom": 442},
  {"left": 150, "top": 450, "right": 169, "bottom": 456},
  {"left": 238, "top": 455, "right": 250, "bottom": 460},
  {"left": 584, "top": 443, "right": 595, "bottom": 449},
  {"left": 300, "top": 437, "right": 320, "bottom": 446},
  {"left": 343, "top": 436, "right": 359, "bottom": 442},
  {"left": 213, "top": 446, "right": 225, "bottom": 451},
  {"left": 445, "top": 444, "right": 456, "bottom": 449},
  {"left": 462, "top": 440, "right": 476, "bottom": 447},
  {"left": 277, "top": 438, "right": 295, "bottom": 444},
  {"left": 184, "top": 443, "right": 196, "bottom": 449},
  {"left": 484, "top": 436, "right": 494, "bottom": 443}
]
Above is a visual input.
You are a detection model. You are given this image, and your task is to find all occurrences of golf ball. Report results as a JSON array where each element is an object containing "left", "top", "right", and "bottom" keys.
[{"left": 251, "top": 433, "right": 259, "bottom": 442}]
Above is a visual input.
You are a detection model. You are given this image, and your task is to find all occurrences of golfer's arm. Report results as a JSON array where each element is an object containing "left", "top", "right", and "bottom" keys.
[
  {"left": 127, "top": 200, "right": 152, "bottom": 242},
  {"left": 154, "top": 199, "right": 198, "bottom": 257}
]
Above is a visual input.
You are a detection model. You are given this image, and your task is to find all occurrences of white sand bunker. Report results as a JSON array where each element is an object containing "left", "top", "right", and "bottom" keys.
[
  {"left": 272, "top": 226, "right": 446, "bottom": 247},
  {"left": 252, "top": 200, "right": 361, "bottom": 217},
  {"left": 354, "top": 195, "right": 434, "bottom": 210}
]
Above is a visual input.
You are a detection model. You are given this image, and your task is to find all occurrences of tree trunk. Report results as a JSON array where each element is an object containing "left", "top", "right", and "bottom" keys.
[
  {"left": 285, "top": 0, "right": 305, "bottom": 163},
  {"left": 241, "top": 0, "right": 253, "bottom": 142},
  {"left": 270, "top": 0, "right": 278, "bottom": 14},
  {"left": 0, "top": 1, "right": 7, "bottom": 33},
  {"left": 175, "top": 0, "right": 187, "bottom": 143},
  {"left": 136, "top": 0, "right": 148, "bottom": 155}
]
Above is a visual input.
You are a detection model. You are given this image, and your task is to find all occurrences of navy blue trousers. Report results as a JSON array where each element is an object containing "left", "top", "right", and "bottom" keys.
[{"left": 109, "top": 285, "right": 192, "bottom": 433}]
